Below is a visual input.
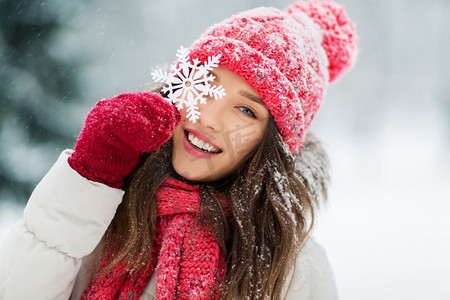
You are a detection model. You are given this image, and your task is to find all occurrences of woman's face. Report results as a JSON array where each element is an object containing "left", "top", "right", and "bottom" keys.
[{"left": 171, "top": 66, "right": 270, "bottom": 182}]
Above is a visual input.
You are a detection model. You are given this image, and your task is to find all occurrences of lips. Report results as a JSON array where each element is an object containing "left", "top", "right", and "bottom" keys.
[
  {"left": 182, "top": 129, "right": 222, "bottom": 159},
  {"left": 186, "top": 132, "right": 221, "bottom": 153},
  {"left": 186, "top": 128, "right": 222, "bottom": 150}
]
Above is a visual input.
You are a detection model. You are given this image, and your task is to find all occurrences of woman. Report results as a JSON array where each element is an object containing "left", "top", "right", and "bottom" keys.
[{"left": 0, "top": 0, "right": 358, "bottom": 299}]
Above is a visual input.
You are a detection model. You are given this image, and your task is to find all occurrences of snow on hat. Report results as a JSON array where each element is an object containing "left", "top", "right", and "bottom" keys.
[{"left": 188, "top": 0, "right": 358, "bottom": 155}]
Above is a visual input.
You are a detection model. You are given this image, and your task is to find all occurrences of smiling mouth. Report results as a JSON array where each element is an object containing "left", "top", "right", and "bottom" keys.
[{"left": 184, "top": 130, "right": 223, "bottom": 154}]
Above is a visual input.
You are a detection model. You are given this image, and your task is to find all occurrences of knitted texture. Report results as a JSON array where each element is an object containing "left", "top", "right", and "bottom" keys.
[
  {"left": 286, "top": 0, "right": 358, "bottom": 82},
  {"left": 188, "top": 0, "right": 358, "bottom": 155},
  {"left": 81, "top": 177, "right": 226, "bottom": 299},
  {"left": 68, "top": 92, "right": 181, "bottom": 188}
]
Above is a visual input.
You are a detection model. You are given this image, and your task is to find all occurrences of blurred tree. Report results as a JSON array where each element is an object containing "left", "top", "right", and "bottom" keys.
[{"left": 0, "top": 0, "right": 84, "bottom": 204}]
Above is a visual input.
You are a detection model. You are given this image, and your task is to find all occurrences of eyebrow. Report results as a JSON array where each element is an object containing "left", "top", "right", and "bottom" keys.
[
  {"left": 238, "top": 91, "right": 265, "bottom": 106},
  {"left": 209, "top": 70, "right": 265, "bottom": 106}
]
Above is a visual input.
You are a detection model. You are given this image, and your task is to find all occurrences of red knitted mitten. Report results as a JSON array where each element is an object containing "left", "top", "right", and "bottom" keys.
[{"left": 68, "top": 92, "right": 180, "bottom": 188}]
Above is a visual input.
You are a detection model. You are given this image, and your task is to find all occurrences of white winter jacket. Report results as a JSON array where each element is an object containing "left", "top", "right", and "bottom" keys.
[{"left": 0, "top": 150, "right": 338, "bottom": 300}]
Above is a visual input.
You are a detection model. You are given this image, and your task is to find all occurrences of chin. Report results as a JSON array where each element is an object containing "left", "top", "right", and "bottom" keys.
[
  {"left": 171, "top": 157, "right": 204, "bottom": 182},
  {"left": 171, "top": 160, "right": 227, "bottom": 184},
  {"left": 176, "top": 169, "right": 200, "bottom": 182}
]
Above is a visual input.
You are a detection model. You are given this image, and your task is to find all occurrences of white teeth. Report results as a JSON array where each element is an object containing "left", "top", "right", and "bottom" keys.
[{"left": 187, "top": 132, "right": 220, "bottom": 153}]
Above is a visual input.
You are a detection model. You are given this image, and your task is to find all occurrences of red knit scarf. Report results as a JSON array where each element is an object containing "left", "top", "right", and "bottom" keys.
[{"left": 81, "top": 177, "right": 226, "bottom": 299}]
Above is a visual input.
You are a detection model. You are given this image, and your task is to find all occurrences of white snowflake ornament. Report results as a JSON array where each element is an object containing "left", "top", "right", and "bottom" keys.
[{"left": 151, "top": 46, "right": 227, "bottom": 123}]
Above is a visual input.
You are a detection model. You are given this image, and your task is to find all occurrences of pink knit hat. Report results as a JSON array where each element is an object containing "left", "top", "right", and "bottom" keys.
[{"left": 188, "top": 0, "right": 358, "bottom": 155}]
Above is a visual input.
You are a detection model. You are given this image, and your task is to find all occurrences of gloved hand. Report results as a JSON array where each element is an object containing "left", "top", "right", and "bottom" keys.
[{"left": 68, "top": 91, "right": 180, "bottom": 188}]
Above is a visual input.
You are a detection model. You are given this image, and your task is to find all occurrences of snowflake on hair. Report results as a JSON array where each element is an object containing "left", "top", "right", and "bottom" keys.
[{"left": 151, "top": 46, "right": 227, "bottom": 123}]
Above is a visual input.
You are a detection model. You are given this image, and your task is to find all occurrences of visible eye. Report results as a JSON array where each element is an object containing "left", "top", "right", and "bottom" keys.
[{"left": 238, "top": 106, "right": 256, "bottom": 118}]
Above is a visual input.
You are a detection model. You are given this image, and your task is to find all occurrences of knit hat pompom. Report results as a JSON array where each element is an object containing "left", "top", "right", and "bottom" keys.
[{"left": 286, "top": 0, "right": 358, "bottom": 82}]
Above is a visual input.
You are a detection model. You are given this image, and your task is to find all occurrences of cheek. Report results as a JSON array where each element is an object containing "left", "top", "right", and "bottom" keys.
[
  {"left": 228, "top": 126, "right": 264, "bottom": 157},
  {"left": 172, "top": 123, "right": 184, "bottom": 144},
  {"left": 178, "top": 108, "right": 188, "bottom": 123}
]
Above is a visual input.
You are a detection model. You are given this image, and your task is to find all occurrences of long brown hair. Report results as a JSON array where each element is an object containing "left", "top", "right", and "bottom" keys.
[{"left": 93, "top": 116, "right": 330, "bottom": 299}]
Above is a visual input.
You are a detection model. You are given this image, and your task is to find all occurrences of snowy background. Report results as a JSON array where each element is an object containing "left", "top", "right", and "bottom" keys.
[{"left": 1, "top": 0, "right": 449, "bottom": 299}]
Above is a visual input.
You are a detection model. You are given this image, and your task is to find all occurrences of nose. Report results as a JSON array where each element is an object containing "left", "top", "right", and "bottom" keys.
[{"left": 197, "top": 97, "right": 224, "bottom": 131}]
